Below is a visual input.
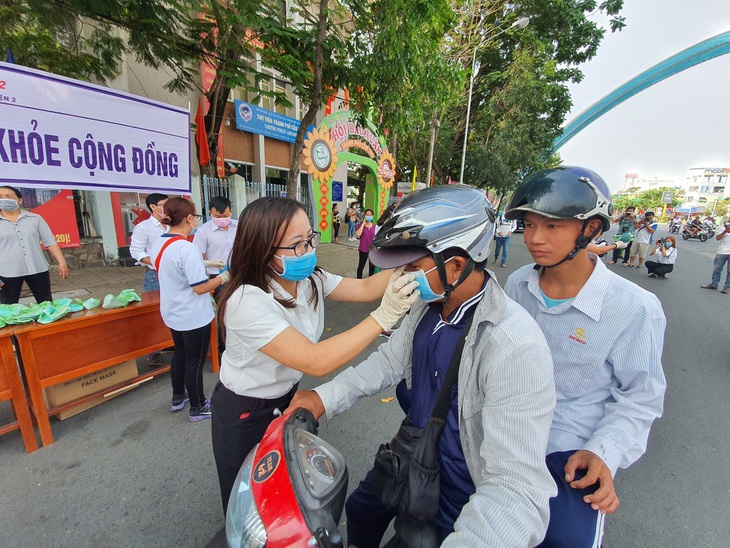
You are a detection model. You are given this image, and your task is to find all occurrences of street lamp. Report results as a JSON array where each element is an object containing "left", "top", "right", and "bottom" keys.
[{"left": 459, "top": 16, "right": 529, "bottom": 185}]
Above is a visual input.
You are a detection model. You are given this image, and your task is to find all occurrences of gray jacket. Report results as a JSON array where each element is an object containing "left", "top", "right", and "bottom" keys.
[{"left": 315, "top": 271, "right": 557, "bottom": 547}]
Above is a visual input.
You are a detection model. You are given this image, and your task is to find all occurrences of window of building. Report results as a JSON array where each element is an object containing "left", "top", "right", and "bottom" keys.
[
  {"left": 700, "top": 186, "right": 710, "bottom": 193},
  {"left": 689, "top": 186, "right": 699, "bottom": 192},
  {"left": 274, "top": 79, "right": 288, "bottom": 116},
  {"left": 226, "top": 161, "right": 254, "bottom": 181},
  {"left": 714, "top": 187, "right": 724, "bottom": 193}
]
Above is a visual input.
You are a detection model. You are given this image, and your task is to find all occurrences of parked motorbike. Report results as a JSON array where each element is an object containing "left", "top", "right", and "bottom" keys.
[
  {"left": 225, "top": 408, "right": 347, "bottom": 548},
  {"left": 681, "top": 223, "right": 709, "bottom": 242}
]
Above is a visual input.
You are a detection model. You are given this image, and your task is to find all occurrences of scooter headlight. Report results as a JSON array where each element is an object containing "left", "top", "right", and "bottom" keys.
[
  {"left": 225, "top": 443, "right": 266, "bottom": 548},
  {"left": 225, "top": 409, "right": 348, "bottom": 548}
]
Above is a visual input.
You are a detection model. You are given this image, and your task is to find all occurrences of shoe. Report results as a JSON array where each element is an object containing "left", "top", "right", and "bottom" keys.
[
  {"left": 189, "top": 400, "right": 212, "bottom": 422},
  {"left": 658, "top": 275, "right": 666, "bottom": 279},
  {"left": 608, "top": 261, "right": 616, "bottom": 265},
  {"left": 636, "top": 266, "right": 642, "bottom": 269},
  {"left": 501, "top": 264, "right": 507, "bottom": 268},
  {"left": 701, "top": 284, "right": 717, "bottom": 290},
  {"left": 622, "top": 263, "right": 629, "bottom": 268},
  {"left": 147, "top": 352, "right": 164, "bottom": 367},
  {"left": 648, "top": 273, "right": 656, "bottom": 278},
  {"left": 171, "top": 391, "right": 189, "bottom": 412},
  {"left": 722, "top": 289, "right": 729, "bottom": 294}
]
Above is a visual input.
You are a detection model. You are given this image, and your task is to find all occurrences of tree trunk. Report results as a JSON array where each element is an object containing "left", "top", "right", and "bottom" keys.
[{"left": 287, "top": 0, "right": 329, "bottom": 200}]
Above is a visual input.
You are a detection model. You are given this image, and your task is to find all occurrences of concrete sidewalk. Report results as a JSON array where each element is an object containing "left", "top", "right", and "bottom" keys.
[{"left": 21, "top": 240, "right": 363, "bottom": 305}]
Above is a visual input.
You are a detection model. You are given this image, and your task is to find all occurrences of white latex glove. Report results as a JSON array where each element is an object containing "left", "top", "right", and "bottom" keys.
[
  {"left": 370, "top": 267, "right": 420, "bottom": 331},
  {"left": 218, "top": 270, "right": 231, "bottom": 284},
  {"left": 204, "top": 259, "right": 226, "bottom": 269},
  {"left": 614, "top": 241, "right": 628, "bottom": 249}
]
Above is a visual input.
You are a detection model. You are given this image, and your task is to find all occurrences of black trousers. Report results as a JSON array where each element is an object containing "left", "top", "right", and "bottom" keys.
[
  {"left": 169, "top": 322, "right": 211, "bottom": 408},
  {"left": 333, "top": 222, "right": 340, "bottom": 239},
  {"left": 357, "top": 250, "right": 376, "bottom": 278},
  {"left": 211, "top": 381, "right": 297, "bottom": 514},
  {"left": 645, "top": 260, "right": 674, "bottom": 276},
  {"left": 611, "top": 241, "right": 632, "bottom": 263},
  {"left": 0, "top": 271, "right": 53, "bottom": 304}
]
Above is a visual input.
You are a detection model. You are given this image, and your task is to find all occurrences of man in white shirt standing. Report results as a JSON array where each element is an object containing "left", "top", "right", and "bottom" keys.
[
  {"left": 192, "top": 195, "right": 237, "bottom": 289},
  {"left": 504, "top": 167, "right": 666, "bottom": 547},
  {"left": 193, "top": 195, "right": 237, "bottom": 356},
  {"left": 627, "top": 211, "right": 657, "bottom": 269},
  {"left": 129, "top": 192, "right": 168, "bottom": 366},
  {"left": 701, "top": 219, "right": 730, "bottom": 294},
  {"left": 493, "top": 212, "right": 517, "bottom": 268}
]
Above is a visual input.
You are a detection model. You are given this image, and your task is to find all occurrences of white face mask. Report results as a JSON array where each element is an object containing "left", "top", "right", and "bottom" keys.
[{"left": 0, "top": 198, "right": 20, "bottom": 211}]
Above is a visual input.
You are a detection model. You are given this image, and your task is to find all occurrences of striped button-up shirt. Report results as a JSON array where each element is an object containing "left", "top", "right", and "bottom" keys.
[
  {"left": 0, "top": 211, "right": 56, "bottom": 277},
  {"left": 505, "top": 255, "right": 667, "bottom": 474}
]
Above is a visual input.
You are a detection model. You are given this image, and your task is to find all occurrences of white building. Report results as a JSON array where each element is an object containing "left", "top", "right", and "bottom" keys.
[{"left": 680, "top": 167, "right": 730, "bottom": 214}]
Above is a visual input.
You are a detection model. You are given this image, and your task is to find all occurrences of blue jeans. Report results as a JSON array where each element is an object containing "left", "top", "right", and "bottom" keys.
[
  {"left": 143, "top": 268, "right": 160, "bottom": 292},
  {"left": 711, "top": 254, "right": 730, "bottom": 290},
  {"left": 347, "top": 220, "right": 356, "bottom": 239},
  {"left": 494, "top": 236, "right": 511, "bottom": 265}
]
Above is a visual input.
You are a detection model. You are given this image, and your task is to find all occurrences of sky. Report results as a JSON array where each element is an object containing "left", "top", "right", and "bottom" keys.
[{"left": 558, "top": 0, "right": 730, "bottom": 193}]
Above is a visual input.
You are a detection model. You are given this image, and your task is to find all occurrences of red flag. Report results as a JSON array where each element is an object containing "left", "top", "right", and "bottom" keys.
[{"left": 195, "top": 99, "right": 210, "bottom": 166}]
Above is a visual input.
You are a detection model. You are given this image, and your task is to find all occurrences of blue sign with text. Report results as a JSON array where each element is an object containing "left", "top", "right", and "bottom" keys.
[
  {"left": 332, "top": 181, "right": 343, "bottom": 202},
  {"left": 234, "top": 100, "right": 300, "bottom": 143}
]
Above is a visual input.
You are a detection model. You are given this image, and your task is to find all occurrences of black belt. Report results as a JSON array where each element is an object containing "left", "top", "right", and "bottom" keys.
[{"left": 214, "top": 381, "right": 299, "bottom": 409}]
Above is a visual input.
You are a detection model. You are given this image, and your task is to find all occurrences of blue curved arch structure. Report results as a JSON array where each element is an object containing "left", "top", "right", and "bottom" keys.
[{"left": 554, "top": 31, "right": 730, "bottom": 151}]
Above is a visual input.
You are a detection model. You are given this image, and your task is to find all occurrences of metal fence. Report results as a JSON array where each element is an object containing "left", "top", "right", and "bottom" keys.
[{"left": 201, "top": 175, "right": 312, "bottom": 221}]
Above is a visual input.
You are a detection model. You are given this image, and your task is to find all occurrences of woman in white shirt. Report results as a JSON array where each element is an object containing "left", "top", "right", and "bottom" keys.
[
  {"left": 150, "top": 197, "right": 230, "bottom": 422},
  {"left": 645, "top": 235, "right": 678, "bottom": 279},
  {"left": 211, "top": 196, "right": 419, "bottom": 514}
]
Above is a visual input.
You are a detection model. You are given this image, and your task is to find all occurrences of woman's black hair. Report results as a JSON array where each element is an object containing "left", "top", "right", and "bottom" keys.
[
  {"left": 0, "top": 185, "right": 22, "bottom": 199},
  {"left": 217, "top": 197, "right": 322, "bottom": 340}
]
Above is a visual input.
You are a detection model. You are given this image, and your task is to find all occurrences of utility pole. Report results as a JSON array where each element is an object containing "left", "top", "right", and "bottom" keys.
[{"left": 425, "top": 108, "right": 439, "bottom": 187}]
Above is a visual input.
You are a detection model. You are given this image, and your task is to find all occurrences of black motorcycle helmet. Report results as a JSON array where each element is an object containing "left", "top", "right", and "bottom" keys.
[
  {"left": 505, "top": 166, "right": 614, "bottom": 267},
  {"left": 369, "top": 185, "right": 496, "bottom": 300}
]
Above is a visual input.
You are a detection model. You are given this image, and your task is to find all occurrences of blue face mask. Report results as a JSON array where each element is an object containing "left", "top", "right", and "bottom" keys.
[
  {"left": 664, "top": 242, "right": 672, "bottom": 248},
  {"left": 410, "top": 257, "right": 454, "bottom": 302},
  {"left": 365, "top": 215, "right": 374, "bottom": 222},
  {"left": 273, "top": 250, "right": 317, "bottom": 281}
]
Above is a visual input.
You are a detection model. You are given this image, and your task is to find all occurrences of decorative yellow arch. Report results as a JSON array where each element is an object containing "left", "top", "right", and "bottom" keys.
[{"left": 302, "top": 111, "right": 394, "bottom": 243}]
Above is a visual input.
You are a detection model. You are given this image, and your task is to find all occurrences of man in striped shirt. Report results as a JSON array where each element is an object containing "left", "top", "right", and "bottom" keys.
[{"left": 504, "top": 166, "right": 667, "bottom": 547}]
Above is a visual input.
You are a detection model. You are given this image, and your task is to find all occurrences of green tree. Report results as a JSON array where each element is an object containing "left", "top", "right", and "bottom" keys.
[{"left": 425, "top": 1, "right": 626, "bottom": 192}]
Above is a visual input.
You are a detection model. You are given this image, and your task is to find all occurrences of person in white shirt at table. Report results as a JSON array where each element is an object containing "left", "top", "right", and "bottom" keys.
[
  {"left": 193, "top": 195, "right": 237, "bottom": 288},
  {"left": 129, "top": 192, "right": 169, "bottom": 366},
  {"left": 150, "top": 197, "right": 230, "bottom": 422}
]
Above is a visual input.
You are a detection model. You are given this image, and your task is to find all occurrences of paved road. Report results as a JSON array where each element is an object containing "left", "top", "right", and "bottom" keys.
[{"left": 1, "top": 228, "right": 728, "bottom": 547}]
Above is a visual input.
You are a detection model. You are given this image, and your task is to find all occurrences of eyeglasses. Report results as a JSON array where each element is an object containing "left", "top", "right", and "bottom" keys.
[
  {"left": 274, "top": 231, "right": 321, "bottom": 256},
  {"left": 191, "top": 214, "right": 203, "bottom": 220}
]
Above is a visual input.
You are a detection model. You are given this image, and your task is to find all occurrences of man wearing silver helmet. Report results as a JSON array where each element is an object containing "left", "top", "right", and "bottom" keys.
[
  {"left": 504, "top": 166, "right": 667, "bottom": 547},
  {"left": 288, "top": 184, "right": 557, "bottom": 547}
]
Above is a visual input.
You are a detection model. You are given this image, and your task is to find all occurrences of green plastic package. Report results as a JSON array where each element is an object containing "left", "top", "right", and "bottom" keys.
[
  {"left": 37, "top": 303, "right": 71, "bottom": 325},
  {"left": 102, "top": 289, "right": 142, "bottom": 309},
  {"left": 75, "top": 297, "right": 101, "bottom": 310}
]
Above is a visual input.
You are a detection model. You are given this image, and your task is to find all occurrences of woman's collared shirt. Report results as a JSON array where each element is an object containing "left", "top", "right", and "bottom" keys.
[
  {"left": 220, "top": 271, "right": 342, "bottom": 399},
  {"left": 0, "top": 211, "right": 56, "bottom": 277}
]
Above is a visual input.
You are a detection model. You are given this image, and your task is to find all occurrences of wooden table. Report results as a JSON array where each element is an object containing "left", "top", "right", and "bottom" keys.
[
  {"left": 14, "top": 292, "right": 219, "bottom": 447},
  {"left": 0, "top": 326, "right": 39, "bottom": 453}
]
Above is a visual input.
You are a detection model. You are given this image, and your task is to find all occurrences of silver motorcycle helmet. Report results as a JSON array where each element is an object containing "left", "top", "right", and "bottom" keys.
[{"left": 370, "top": 184, "right": 496, "bottom": 300}]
